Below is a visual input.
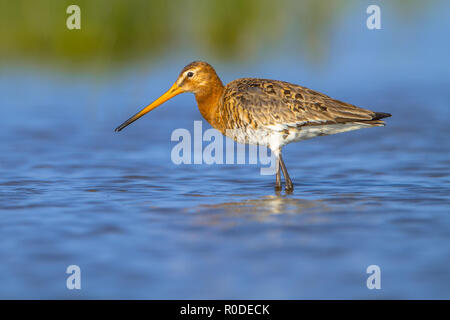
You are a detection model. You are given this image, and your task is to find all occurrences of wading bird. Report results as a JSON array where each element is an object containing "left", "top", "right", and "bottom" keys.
[{"left": 115, "top": 61, "right": 391, "bottom": 192}]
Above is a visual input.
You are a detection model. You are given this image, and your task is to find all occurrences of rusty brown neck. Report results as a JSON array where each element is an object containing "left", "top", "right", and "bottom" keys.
[{"left": 194, "top": 76, "right": 225, "bottom": 128}]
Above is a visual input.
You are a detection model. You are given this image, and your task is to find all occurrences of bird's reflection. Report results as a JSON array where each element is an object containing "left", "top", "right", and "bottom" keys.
[{"left": 195, "top": 194, "right": 331, "bottom": 223}]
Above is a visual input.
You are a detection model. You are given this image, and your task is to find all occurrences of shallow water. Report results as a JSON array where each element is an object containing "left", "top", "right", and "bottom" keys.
[
  {"left": 0, "top": 69, "right": 448, "bottom": 299},
  {"left": 1, "top": 2, "right": 450, "bottom": 299}
]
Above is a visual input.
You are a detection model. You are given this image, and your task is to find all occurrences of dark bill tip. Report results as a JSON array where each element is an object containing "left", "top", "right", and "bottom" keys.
[
  {"left": 114, "top": 115, "right": 137, "bottom": 132},
  {"left": 114, "top": 124, "right": 125, "bottom": 132}
]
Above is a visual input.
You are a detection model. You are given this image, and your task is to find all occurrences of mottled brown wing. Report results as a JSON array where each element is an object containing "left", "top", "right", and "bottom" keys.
[{"left": 220, "top": 78, "right": 386, "bottom": 131}]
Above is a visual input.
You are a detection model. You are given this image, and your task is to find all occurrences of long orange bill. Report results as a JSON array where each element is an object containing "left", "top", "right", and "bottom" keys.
[{"left": 114, "top": 83, "right": 184, "bottom": 132}]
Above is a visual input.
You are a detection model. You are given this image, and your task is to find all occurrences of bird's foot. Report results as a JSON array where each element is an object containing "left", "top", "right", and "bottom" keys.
[{"left": 285, "top": 183, "right": 294, "bottom": 194}]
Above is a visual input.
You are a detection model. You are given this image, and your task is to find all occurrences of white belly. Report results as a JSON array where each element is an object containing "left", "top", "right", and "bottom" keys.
[{"left": 227, "top": 122, "right": 376, "bottom": 151}]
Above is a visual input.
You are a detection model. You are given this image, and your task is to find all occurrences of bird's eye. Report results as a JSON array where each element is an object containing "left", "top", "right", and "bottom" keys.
[{"left": 187, "top": 71, "right": 194, "bottom": 78}]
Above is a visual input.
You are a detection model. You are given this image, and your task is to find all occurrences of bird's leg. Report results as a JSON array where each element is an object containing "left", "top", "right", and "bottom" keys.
[
  {"left": 279, "top": 153, "right": 294, "bottom": 192},
  {"left": 275, "top": 157, "right": 282, "bottom": 191}
]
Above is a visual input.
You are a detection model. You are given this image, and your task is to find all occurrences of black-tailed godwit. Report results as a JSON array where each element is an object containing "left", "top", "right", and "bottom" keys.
[{"left": 115, "top": 61, "right": 391, "bottom": 192}]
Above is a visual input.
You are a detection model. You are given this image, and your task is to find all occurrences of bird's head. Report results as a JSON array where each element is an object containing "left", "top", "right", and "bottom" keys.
[
  {"left": 115, "top": 61, "right": 222, "bottom": 132},
  {"left": 175, "top": 61, "right": 221, "bottom": 94}
]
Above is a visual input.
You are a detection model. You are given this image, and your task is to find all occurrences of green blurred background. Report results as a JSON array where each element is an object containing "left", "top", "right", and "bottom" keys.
[{"left": 0, "top": 0, "right": 434, "bottom": 70}]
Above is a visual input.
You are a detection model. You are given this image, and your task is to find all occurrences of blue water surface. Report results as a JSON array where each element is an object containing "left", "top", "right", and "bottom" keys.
[{"left": 0, "top": 2, "right": 449, "bottom": 299}]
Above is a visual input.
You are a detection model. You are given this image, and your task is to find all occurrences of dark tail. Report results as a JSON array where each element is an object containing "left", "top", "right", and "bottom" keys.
[
  {"left": 373, "top": 112, "right": 392, "bottom": 120},
  {"left": 354, "top": 112, "right": 391, "bottom": 127}
]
